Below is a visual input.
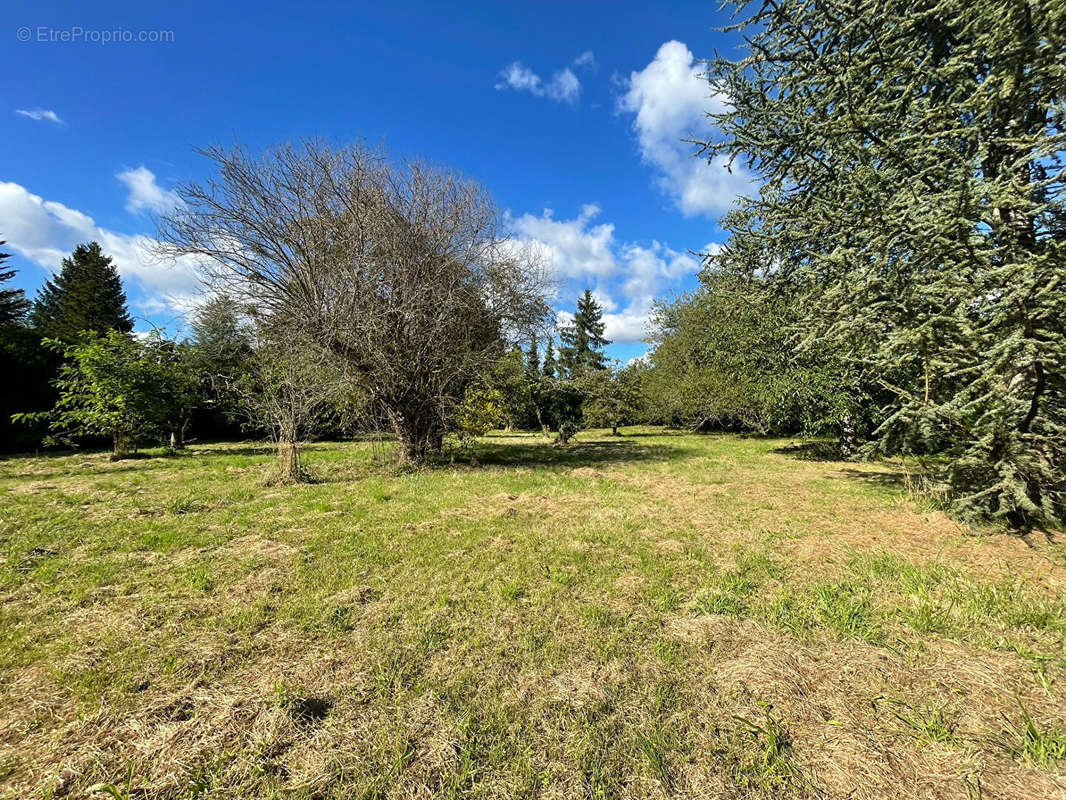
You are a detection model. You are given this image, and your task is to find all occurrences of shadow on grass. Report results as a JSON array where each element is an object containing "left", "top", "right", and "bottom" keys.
[
  {"left": 835, "top": 468, "right": 906, "bottom": 489},
  {"left": 5, "top": 436, "right": 687, "bottom": 482},
  {"left": 187, "top": 444, "right": 276, "bottom": 458},
  {"left": 471, "top": 437, "right": 683, "bottom": 469},
  {"left": 772, "top": 441, "right": 843, "bottom": 462}
]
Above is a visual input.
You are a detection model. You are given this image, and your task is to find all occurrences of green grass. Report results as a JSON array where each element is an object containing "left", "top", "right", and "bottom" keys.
[{"left": 1, "top": 429, "right": 1064, "bottom": 799}]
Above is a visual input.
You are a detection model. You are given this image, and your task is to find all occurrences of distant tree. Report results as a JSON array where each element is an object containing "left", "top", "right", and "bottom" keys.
[
  {"left": 490, "top": 346, "right": 538, "bottom": 431},
  {"left": 30, "top": 242, "right": 133, "bottom": 341},
  {"left": 455, "top": 383, "right": 507, "bottom": 442},
  {"left": 0, "top": 326, "right": 58, "bottom": 453},
  {"left": 542, "top": 337, "right": 557, "bottom": 379},
  {"left": 188, "top": 297, "right": 252, "bottom": 430},
  {"left": 0, "top": 242, "right": 56, "bottom": 452},
  {"left": 144, "top": 336, "right": 201, "bottom": 450},
  {"left": 0, "top": 242, "right": 30, "bottom": 326},
  {"left": 579, "top": 364, "right": 646, "bottom": 436},
  {"left": 559, "top": 289, "right": 610, "bottom": 377},
  {"left": 543, "top": 379, "right": 584, "bottom": 444},
  {"left": 646, "top": 271, "right": 851, "bottom": 436},
  {"left": 525, "top": 334, "right": 540, "bottom": 380}
]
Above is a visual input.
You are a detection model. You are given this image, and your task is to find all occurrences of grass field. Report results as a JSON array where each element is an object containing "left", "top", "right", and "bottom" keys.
[{"left": 1, "top": 430, "right": 1064, "bottom": 799}]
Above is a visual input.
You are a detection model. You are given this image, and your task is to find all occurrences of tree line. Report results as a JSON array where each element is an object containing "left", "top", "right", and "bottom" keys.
[{"left": 0, "top": 229, "right": 649, "bottom": 480}]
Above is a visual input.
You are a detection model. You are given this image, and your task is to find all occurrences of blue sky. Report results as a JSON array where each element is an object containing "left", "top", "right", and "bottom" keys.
[{"left": 2, "top": 1, "right": 749, "bottom": 363}]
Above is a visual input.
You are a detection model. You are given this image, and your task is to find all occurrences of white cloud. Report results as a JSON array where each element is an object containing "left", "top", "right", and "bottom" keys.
[
  {"left": 0, "top": 180, "right": 204, "bottom": 316},
  {"left": 15, "top": 108, "right": 64, "bottom": 125},
  {"left": 573, "top": 50, "right": 596, "bottom": 69},
  {"left": 116, "top": 166, "right": 181, "bottom": 215},
  {"left": 495, "top": 61, "right": 582, "bottom": 104},
  {"left": 602, "top": 306, "right": 653, "bottom": 344},
  {"left": 618, "top": 40, "right": 751, "bottom": 218},
  {"left": 508, "top": 204, "right": 704, "bottom": 343},
  {"left": 508, "top": 204, "right": 616, "bottom": 279}
]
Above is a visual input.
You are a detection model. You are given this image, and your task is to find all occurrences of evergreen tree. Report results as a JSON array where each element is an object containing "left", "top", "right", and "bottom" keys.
[
  {"left": 542, "top": 338, "right": 557, "bottom": 379},
  {"left": 703, "top": 0, "right": 1066, "bottom": 525},
  {"left": 0, "top": 241, "right": 30, "bottom": 326},
  {"left": 559, "top": 289, "right": 610, "bottom": 377},
  {"left": 30, "top": 242, "right": 133, "bottom": 341},
  {"left": 525, "top": 333, "right": 540, "bottom": 380}
]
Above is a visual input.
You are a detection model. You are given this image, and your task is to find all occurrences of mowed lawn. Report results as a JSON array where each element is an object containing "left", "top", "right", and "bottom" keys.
[{"left": 1, "top": 431, "right": 1065, "bottom": 799}]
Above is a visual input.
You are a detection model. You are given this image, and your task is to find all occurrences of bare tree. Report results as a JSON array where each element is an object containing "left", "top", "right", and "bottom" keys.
[
  {"left": 157, "top": 140, "right": 550, "bottom": 462},
  {"left": 237, "top": 321, "right": 346, "bottom": 483}
]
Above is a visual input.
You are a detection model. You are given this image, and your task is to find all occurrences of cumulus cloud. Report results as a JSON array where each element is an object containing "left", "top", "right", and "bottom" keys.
[
  {"left": 116, "top": 166, "right": 181, "bottom": 215},
  {"left": 495, "top": 55, "right": 588, "bottom": 104},
  {"left": 508, "top": 204, "right": 703, "bottom": 343},
  {"left": 15, "top": 108, "right": 64, "bottom": 124},
  {"left": 508, "top": 204, "right": 616, "bottom": 278},
  {"left": 0, "top": 180, "right": 204, "bottom": 316},
  {"left": 618, "top": 40, "right": 751, "bottom": 218}
]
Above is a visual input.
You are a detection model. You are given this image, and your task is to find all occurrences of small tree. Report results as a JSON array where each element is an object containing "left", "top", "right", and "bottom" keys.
[
  {"left": 455, "top": 383, "right": 507, "bottom": 443},
  {"left": 525, "top": 334, "right": 540, "bottom": 380},
  {"left": 542, "top": 338, "right": 557, "bottom": 379},
  {"left": 490, "top": 346, "right": 538, "bottom": 431},
  {"left": 16, "top": 331, "right": 161, "bottom": 457},
  {"left": 188, "top": 297, "right": 253, "bottom": 432},
  {"left": 237, "top": 324, "right": 345, "bottom": 483},
  {"left": 539, "top": 378, "right": 584, "bottom": 444},
  {"left": 579, "top": 365, "right": 645, "bottom": 436},
  {"left": 144, "top": 337, "right": 201, "bottom": 449}
]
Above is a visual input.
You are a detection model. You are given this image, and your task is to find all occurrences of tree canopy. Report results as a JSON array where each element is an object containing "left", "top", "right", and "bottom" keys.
[{"left": 157, "top": 141, "right": 551, "bottom": 463}]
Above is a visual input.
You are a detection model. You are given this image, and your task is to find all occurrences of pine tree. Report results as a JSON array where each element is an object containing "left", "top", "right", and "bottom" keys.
[
  {"left": 30, "top": 242, "right": 133, "bottom": 341},
  {"left": 187, "top": 297, "right": 253, "bottom": 435},
  {"left": 559, "top": 289, "right": 610, "bottom": 377},
  {"left": 525, "top": 333, "right": 540, "bottom": 380},
  {"left": 0, "top": 241, "right": 30, "bottom": 326},
  {"left": 542, "top": 337, "right": 557, "bottom": 379},
  {"left": 703, "top": 0, "right": 1066, "bottom": 525}
]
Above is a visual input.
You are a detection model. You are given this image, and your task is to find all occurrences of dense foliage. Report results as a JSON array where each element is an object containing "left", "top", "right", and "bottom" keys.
[
  {"left": 15, "top": 331, "right": 194, "bottom": 456},
  {"left": 646, "top": 270, "right": 855, "bottom": 437},
  {"left": 0, "top": 242, "right": 30, "bottom": 326}
]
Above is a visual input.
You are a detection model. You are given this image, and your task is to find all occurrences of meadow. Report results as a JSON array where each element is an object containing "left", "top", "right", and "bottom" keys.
[{"left": 1, "top": 430, "right": 1064, "bottom": 799}]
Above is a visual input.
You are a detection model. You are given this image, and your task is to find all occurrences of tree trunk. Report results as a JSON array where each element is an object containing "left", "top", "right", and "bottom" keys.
[
  {"left": 611, "top": 423, "right": 619, "bottom": 436},
  {"left": 113, "top": 433, "right": 131, "bottom": 458},
  {"left": 273, "top": 421, "right": 303, "bottom": 483},
  {"left": 839, "top": 411, "right": 861, "bottom": 459},
  {"left": 390, "top": 409, "right": 445, "bottom": 463}
]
